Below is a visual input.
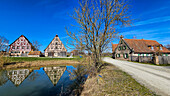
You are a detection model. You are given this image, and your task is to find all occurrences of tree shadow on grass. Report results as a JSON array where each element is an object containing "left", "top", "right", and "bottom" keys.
[{"left": 3, "top": 62, "right": 24, "bottom": 67}]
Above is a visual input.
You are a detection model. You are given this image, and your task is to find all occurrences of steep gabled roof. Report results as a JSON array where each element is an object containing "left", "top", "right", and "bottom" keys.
[
  {"left": 9, "top": 35, "right": 35, "bottom": 50},
  {"left": 124, "top": 39, "right": 170, "bottom": 53},
  {"left": 112, "top": 44, "right": 118, "bottom": 52},
  {"left": 44, "top": 34, "right": 67, "bottom": 51}
]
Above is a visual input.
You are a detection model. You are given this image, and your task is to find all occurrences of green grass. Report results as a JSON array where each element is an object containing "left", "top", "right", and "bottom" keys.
[
  {"left": 9, "top": 57, "right": 82, "bottom": 62},
  {"left": 82, "top": 63, "right": 157, "bottom": 96}
]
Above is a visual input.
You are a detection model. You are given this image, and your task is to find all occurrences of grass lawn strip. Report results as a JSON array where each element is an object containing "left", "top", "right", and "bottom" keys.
[{"left": 81, "top": 63, "right": 157, "bottom": 96}]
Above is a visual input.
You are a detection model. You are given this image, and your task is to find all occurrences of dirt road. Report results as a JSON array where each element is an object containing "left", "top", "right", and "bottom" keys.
[{"left": 103, "top": 57, "right": 170, "bottom": 96}]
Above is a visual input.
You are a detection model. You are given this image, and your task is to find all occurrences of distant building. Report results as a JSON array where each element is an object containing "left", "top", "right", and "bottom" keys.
[
  {"left": 44, "top": 35, "right": 67, "bottom": 57},
  {"left": 71, "top": 50, "right": 79, "bottom": 56},
  {"left": 112, "top": 35, "right": 170, "bottom": 60},
  {"left": 9, "top": 35, "right": 35, "bottom": 56},
  {"left": 28, "top": 51, "right": 43, "bottom": 57}
]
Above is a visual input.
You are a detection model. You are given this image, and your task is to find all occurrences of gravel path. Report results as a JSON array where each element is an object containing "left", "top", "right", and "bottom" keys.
[{"left": 103, "top": 57, "right": 170, "bottom": 96}]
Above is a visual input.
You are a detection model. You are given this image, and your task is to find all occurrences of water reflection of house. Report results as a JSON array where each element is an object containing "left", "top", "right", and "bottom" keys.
[
  {"left": 7, "top": 69, "right": 31, "bottom": 86},
  {"left": 44, "top": 66, "right": 66, "bottom": 86}
]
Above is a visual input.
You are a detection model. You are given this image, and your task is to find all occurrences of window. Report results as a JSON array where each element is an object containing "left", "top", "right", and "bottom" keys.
[
  {"left": 12, "top": 46, "right": 15, "bottom": 49},
  {"left": 117, "top": 54, "right": 120, "bottom": 58},
  {"left": 56, "top": 38, "right": 58, "bottom": 41},
  {"left": 122, "top": 46, "right": 126, "bottom": 50},
  {"left": 118, "top": 46, "right": 121, "bottom": 51},
  {"left": 166, "top": 54, "right": 168, "bottom": 56},
  {"left": 56, "top": 42, "right": 58, "bottom": 45},
  {"left": 55, "top": 46, "right": 58, "bottom": 49},
  {"left": 27, "top": 46, "right": 29, "bottom": 49},
  {"left": 51, "top": 47, "right": 53, "bottom": 49},
  {"left": 22, "top": 46, "right": 24, "bottom": 49},
  {"left": 17, "top": 46, "right": 20, "bottom": 49},
  {"left": 160, "top": 47, "right": 162, "bottom": 50},
  {"left": 120, "top": 40, "right": 123, "bottom": 44},
  {"left": 151, "top": 46, "right": 154, "bottom": 50},
  {"left": 124, "top": 53, "right": 128, "bottom": 59}
]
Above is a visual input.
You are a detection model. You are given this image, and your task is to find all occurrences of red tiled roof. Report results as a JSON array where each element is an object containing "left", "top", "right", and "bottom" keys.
[
  {"left": 124, "top": 39, "right": 170, "bottom": 53},
  {"left": 112, "top": 44, "right": 118, "bottom": 52},
  {"left": 71, "top": 50, "right": 78, "bottom": 53},
  {"left": 28, "top": 51, "right": 42, "bottom": 55}
]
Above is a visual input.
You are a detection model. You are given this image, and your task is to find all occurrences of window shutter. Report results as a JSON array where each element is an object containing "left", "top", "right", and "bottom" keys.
[{"left": 127, "top": 54, "right": 128, "bottom": 58}]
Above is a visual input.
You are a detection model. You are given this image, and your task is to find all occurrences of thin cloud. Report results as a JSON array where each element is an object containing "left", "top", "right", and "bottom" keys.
[
  {"left": 133, "top": 16, "right": 170, "bottom": 26},
  {"left": 141, "top": 7, "right": 169, "bottom": 16}
]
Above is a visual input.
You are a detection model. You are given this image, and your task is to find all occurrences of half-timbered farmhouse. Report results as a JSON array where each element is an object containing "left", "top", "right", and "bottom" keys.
[
  {"left": 44, "top": 35, "right": 67, "bottom": 57},
  {"left": 9, "top": 35, "right": 35, "bottom": 56},
  {"left": 112, "top": 35, "right": 170, "bottom": 60}
]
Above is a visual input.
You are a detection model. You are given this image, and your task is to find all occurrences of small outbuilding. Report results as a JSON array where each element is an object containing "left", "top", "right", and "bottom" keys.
[{"left": 28, "top": 51, "right": 42, "bottom": 57}]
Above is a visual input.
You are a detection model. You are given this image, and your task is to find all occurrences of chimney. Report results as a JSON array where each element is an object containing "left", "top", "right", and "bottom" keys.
[
  {"left": 56, "top": 34, "right": 58, "bottom": 37},
  {"left": 21, "top": 35, "right": 24, "bottom": 37},
  {"left": 120, "top": 35, "right": 124, "bottom": 39}
]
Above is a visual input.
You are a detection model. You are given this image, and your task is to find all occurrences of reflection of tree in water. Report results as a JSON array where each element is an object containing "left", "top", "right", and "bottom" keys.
[
  {"left": 7, "top": 69, "right": 31, "bottom": 86},
  {"left": 0, "top": 70, "right": 8, "bottom": 86},
  {"left": 65, "top": 65, "right": 88, "bottom": 96}
]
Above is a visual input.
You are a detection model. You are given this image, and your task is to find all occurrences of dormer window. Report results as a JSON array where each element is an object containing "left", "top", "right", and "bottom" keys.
[
  {"left": 160, "top": 46, "right": 162, "bottom": 50},
  {"left": 151, "top": 46, "right": 154, "bottom": 50},
  {"left": 120, "top": 40, "right": 123, "bottom": 44}
]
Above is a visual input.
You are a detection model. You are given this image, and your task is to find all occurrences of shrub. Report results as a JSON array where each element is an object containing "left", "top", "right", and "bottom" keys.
[{"left": 0, "top": 54, "right": 11, "bottom": 68}]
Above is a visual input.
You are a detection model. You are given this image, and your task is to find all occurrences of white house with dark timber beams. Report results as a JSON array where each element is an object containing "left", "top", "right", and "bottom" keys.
[{"left": 44, "top": 35, "right": 67, "bottom": 57}]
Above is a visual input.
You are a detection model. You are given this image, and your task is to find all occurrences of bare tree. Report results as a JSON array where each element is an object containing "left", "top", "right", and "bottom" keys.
[
  {"left": 0, "top": 36, "right": 9, "bottom": 51},
  {"left": 66, "top": 0, "right": 131, "bottom": 71},
  {"left": 32, "top": 40, "right": 42, "bottom": 51}
]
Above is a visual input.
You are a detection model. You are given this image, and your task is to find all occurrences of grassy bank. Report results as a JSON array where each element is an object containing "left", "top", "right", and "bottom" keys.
[
  {"left": 9, "top": 57, "right": 81, "bottom": 62},
  {"left": 81, "top": 63, "right": 157, "bottom": 96},
  {"left": 0, "top": 57, "right": 85, "bottom": 69}
]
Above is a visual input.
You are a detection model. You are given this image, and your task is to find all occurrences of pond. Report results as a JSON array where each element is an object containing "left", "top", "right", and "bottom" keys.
[{"left": 0, "top": 65, "right": 86, "bottom": 96}]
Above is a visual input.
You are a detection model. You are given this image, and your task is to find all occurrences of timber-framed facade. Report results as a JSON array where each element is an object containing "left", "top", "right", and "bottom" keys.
[{"left": 44, "top": 35, "right": 67, "bottom": 57}]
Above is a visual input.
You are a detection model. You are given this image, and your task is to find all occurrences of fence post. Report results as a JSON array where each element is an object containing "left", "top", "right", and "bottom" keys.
[{"left": 153, "top": 56, "right": 159, "bottom": 65}]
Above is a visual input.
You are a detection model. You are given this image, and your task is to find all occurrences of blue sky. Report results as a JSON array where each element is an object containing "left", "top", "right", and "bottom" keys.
[{"left": 0, "top": 0, "right": 170, "bottom": 52}]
